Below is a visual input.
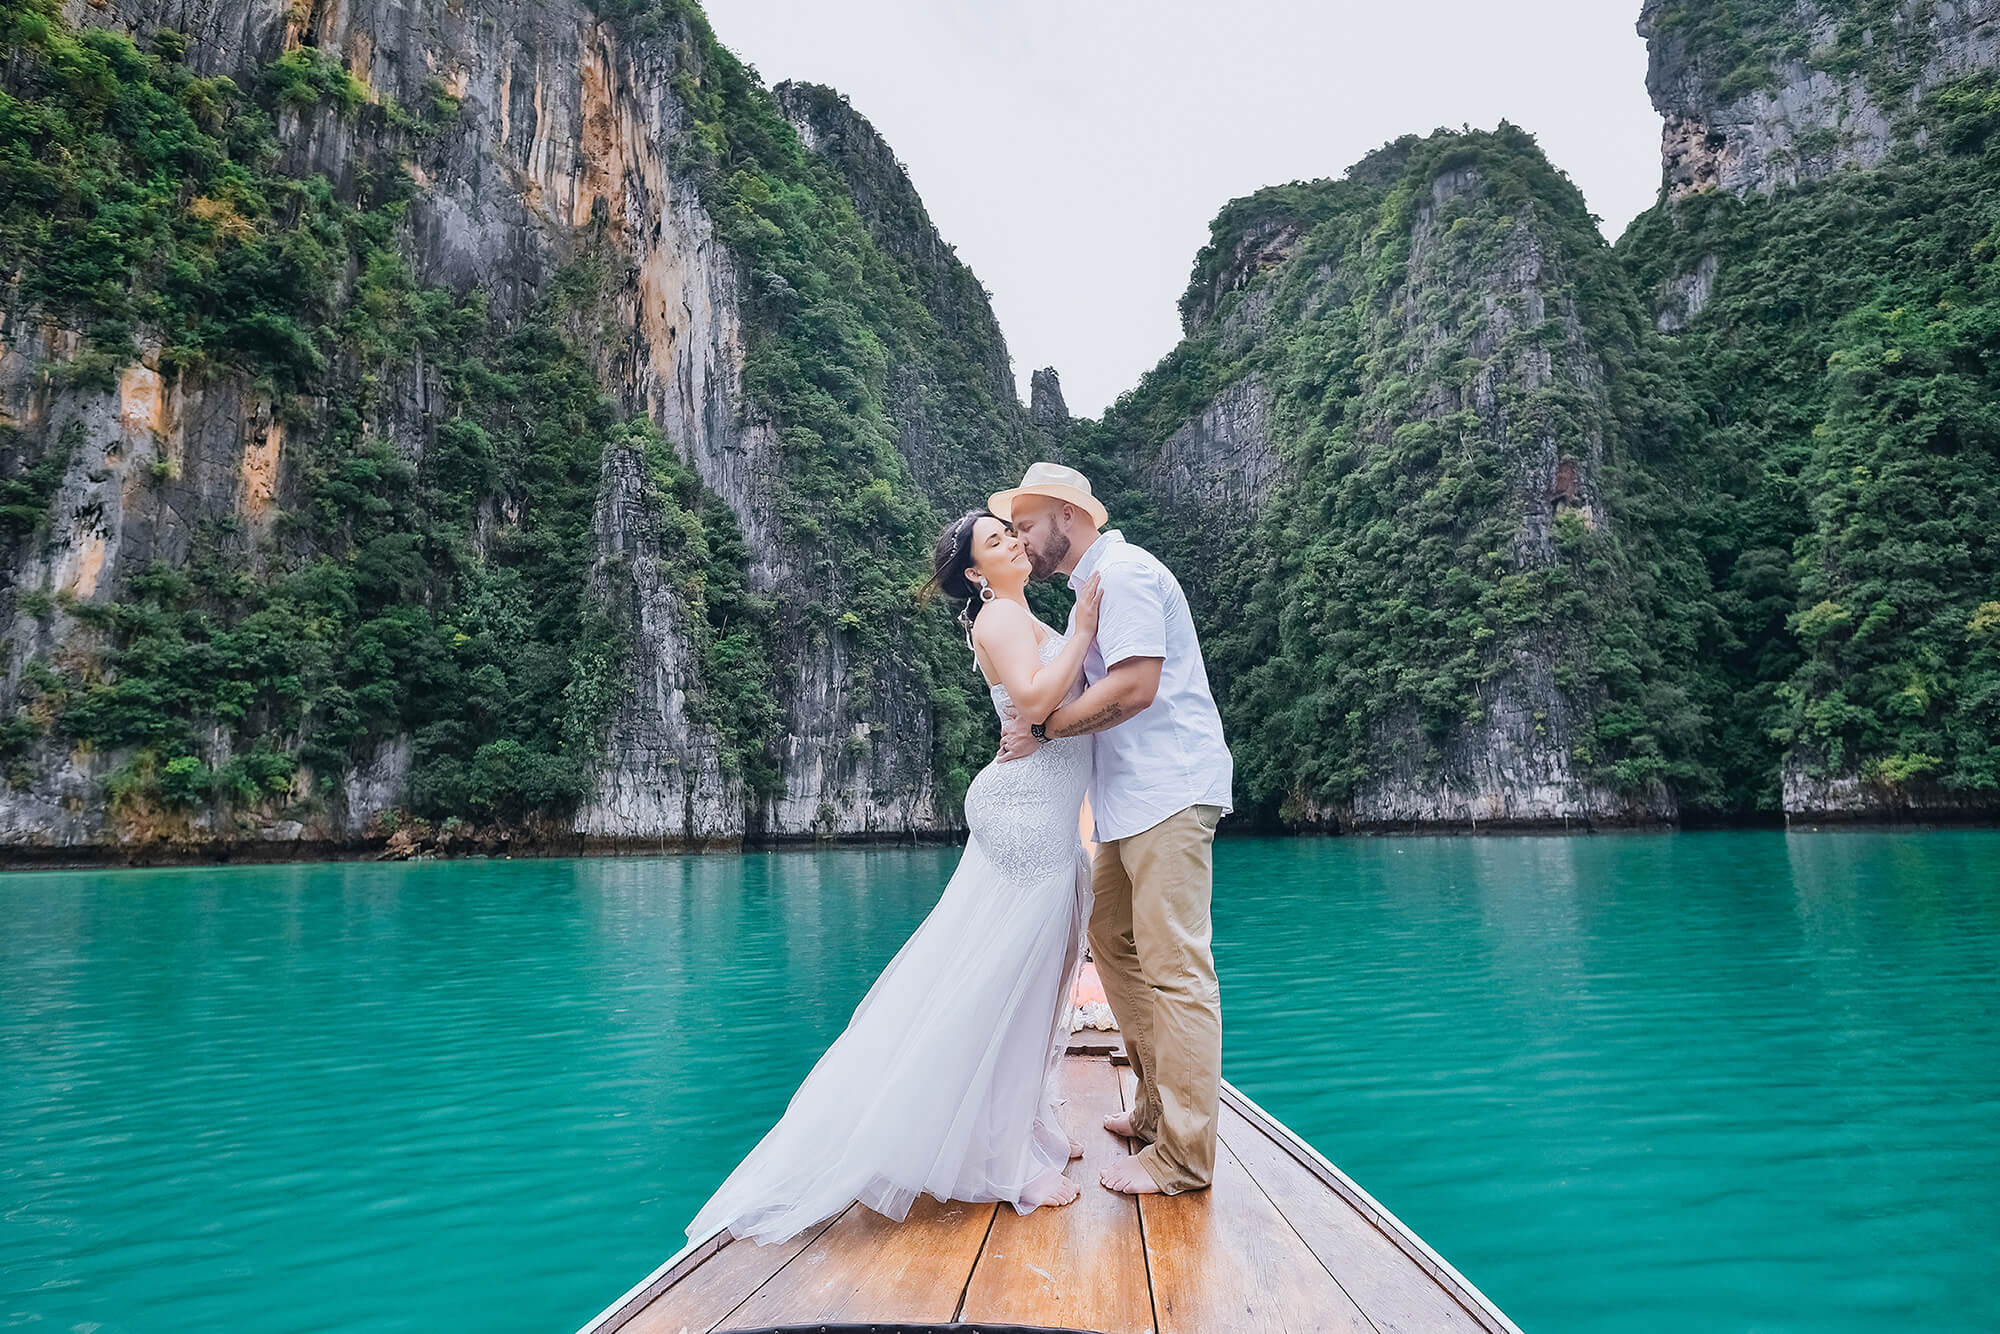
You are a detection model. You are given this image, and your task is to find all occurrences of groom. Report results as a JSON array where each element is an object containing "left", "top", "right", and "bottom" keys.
[{"left": 989, "top": 462, "right": 1234, "bottom": 1197}]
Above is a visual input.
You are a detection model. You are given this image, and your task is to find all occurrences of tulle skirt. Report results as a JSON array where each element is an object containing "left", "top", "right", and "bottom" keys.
[{"left": 683, "top": 830, "right": 1093, "bottom": 1247}]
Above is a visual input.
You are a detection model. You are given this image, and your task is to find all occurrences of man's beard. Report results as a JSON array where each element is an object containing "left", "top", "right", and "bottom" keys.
[{"left": 1026, "top": 531, "right": 1071, "bottom": 582}]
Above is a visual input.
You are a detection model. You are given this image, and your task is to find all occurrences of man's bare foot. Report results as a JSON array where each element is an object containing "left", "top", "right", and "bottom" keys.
[
  {"left": 1102, "top": 1109, "right": 1139, "bottom": 1137},
  {"left": 1021, "top": 1169, "right": 1081, "bottom": 1207},
  {"left": 1099, "top": 1153, "right": 1165, "bottom": 1195},
  {"left": 1068, "top": 1135, "right": 1084, "bottom": 1159}
]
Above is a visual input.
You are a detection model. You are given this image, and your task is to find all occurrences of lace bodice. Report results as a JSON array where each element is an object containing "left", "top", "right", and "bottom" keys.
[{"left": 966, "top": 626, "right": 1091, "bottom": 880}]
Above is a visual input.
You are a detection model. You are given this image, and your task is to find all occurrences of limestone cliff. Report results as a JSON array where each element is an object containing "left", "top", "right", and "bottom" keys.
[
  {"left": 1028, "top": 367, "right": 1069, "bottom": 444},
  {"left": 5, "top": 0, "right": 1993, "bottom": 856},
  {"left": 1071, "top": 129, "right": 1710, "bottom": 830},
  {"left": 771, "top": 81, "right": 1020, "bottom": 429},
  {"left": 1625, "top": 0, "right": 2000, "bottom": 824},
  {"left": 0, "top": 0, "right": 1028, "bottom": 858},
  {"left": 1640, "top": 0, "right": 2000, "bottom": 200}
]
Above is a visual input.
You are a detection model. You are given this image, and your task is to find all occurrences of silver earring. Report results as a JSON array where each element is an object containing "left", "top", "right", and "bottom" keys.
[{"left": 978, "top": 583, "right": 994, "bottom": 603}]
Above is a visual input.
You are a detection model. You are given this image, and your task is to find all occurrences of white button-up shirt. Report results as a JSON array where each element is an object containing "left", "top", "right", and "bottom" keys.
[{"left": 1065, "top": 530, "right": 1234, "bottom": 842}]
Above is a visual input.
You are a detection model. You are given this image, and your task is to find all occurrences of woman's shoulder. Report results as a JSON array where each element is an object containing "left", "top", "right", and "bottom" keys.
[
  {"left": 971, "top": 596, "right": 1034, "bottom": 635},
  {"left": 970, "top": 598, "right": 1039, "bottom": 682},
  {"left": 972, "top": 597, "right": 1049, "bottom": 655}
]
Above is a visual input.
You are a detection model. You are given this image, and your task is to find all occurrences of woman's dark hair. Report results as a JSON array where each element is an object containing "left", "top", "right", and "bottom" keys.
[{"left": 921, "top": 508, "right": 1001, "bottom": 646}]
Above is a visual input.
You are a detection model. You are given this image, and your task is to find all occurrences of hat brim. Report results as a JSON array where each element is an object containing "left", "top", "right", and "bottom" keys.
[{"left": 988, "top": 483, "right": 1108, "bottom": 529}]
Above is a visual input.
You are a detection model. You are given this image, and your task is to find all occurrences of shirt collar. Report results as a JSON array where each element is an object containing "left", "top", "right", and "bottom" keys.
[{"left": 1067, "top": 529, "right": 1124, "bottom": 590}]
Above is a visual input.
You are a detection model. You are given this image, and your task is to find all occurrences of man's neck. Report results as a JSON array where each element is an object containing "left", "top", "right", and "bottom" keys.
[{"left": 1062, "top": 529, "right": 1113, "bottom": 581}]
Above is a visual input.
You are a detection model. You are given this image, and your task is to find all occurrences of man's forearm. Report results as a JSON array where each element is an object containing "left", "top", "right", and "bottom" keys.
[{"left": 1043, "top": 677, "right": 1140, "bottom": 738}]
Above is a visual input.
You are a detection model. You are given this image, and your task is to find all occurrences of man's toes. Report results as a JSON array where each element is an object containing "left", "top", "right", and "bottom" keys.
[
  {"left": 1102, "top": 1111, "right": 1136, "bottom": 1136},
  {"left": 1099, "top": 1154, "right": 1165, "bottom": 1195}
]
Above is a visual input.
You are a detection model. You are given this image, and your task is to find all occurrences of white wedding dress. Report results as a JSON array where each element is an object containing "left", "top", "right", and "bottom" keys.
[{"left": 684, "top": 626, "right": 1095, "bottom": 1247}]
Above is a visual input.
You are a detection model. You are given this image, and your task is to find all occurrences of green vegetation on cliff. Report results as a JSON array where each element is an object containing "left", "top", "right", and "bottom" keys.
[
  {"left": 594, "top": 0, "right": 1031, "bottom": 802},
  {"left": 1069, "top": 35, "right": 2000, "bottom": 823},
  {"left": 1072, "top": 126, "right": 1718, "bottom": 822},
  {"left": 5, "top": 0, "right": 1991, "bottom": 838},
  {"left": 1619, "top": 73, "right": 2000, "bottom": 804},
  {"left": 0, "top": 0, "right": 761, "bottom": 827},
  {"left": 1644, "top": 0, "right": 1939, "bottom": 104},
  {"left": 2, "top": 0, "right": 1030, "bottom": 839}
]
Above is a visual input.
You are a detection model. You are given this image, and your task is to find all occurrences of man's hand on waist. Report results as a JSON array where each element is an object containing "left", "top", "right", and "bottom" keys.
[{"left": 996, "top": 703, "right": 1042, "bottom": 763}]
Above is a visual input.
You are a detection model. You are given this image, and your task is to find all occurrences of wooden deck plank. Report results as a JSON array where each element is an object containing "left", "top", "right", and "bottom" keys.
[
  {"left": 621, "top": 1210, "right": 849, "bottom": 1334},
  {"left": 956, "top": 1056, "right": 1154, "bottom": 1332},
  {"left": 712, "top": 1191, "right": 997, "bottom": 1327},
  {"left": 1219, "top": 1084, "right": 1522, "bottom": 1334},
  {"left": 1218, "top": 1101, "right": 1491, "bottom": 1333},
  {"left": 585, "top": 1051, "right": 1517, "bottom": 1334},
  {"left": 1122, "top": 1070, "right": 1374, "bottom": 1334}
]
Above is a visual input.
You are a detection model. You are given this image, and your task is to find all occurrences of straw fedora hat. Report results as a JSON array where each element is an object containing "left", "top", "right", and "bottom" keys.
[{"left": 988, "top": 462, "right": 1109, "bottom": 529}]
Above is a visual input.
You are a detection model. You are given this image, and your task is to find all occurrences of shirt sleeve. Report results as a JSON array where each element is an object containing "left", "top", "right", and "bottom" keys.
[{"left": 1093, "top": 560, "right": 1169, "bottom": 667}]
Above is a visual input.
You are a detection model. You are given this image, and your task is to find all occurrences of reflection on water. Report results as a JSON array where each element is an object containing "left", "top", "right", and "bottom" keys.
[
  {"left": 3, "top": 832, "right": 1997, "bottom": 1333},
  {"left": 1217, "top": 831, "right": 2000, "bottom": 1333}
]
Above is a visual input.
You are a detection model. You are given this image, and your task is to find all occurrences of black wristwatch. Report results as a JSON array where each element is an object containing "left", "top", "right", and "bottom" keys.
[{"left": 1029, "top": 720, "right": 1049, "bottom": 742}]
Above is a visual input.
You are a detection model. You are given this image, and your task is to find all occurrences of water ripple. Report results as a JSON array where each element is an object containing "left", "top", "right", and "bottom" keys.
[{"left": 3, "top": 833, "right": 1997, "bottom": 1333}]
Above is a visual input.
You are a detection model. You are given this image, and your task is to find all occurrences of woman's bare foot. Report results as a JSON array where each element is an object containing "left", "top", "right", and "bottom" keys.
[
  {"left": 1102, "top": 1109, "right": 1138, "bottom": 1137},
  {"left": 1022, "top": 1169, "right": 1081, "bottom": 1208},
  {"left": 1038, "top": 1116, "right": 1084, "bottom": 1159}
]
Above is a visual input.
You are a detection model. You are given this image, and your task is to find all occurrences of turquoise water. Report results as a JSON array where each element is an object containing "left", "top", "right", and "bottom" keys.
[{"left": 3, "top": 832, "right": 1996, "bottom": 1333}]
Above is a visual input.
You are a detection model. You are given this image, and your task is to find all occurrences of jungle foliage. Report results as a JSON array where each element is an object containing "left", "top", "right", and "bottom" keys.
[
  {"left": 0, "top": 0, "right": 756, "bottom": 826},
  {"left": 1072, "top": 126, "right": 1720, "bottom": 823},
  {"left": 0, "top": 0, "right": 1030, "bottom": 833},
  {"left": 1619, "top": 73, "right": 2000, "bottom": 803},
  {"left": 1074, "top": 77, "right": 2000, "bottom": 822}
]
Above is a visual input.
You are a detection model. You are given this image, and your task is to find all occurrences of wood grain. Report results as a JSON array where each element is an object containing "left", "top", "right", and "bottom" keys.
[
  {"left": 714, "top": 1191, "right": 997, "bottom": 1326},
  {"left": 621, "top": 1210, "right": 846, "bottom": 1334},
  {"left": 957, "top": 1055, "right": 1154, "bottom": 1332},
  {"left": 1219, "top": 1101, "right": 1491, "bottom": 1333},
  {"left": 596, "top": 1055, "right": 1519, "bottom": 1334},
  {"left": 1123, "top": 1069, "right": 1374, "bottom": 1334}
]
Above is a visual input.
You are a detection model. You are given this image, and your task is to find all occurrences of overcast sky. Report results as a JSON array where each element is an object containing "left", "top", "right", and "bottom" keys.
[{"left": 700, "top": 0, "right": 1666, "bottom": 418}]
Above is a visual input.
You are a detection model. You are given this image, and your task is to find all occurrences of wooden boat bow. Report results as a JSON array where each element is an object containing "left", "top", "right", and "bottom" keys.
[{"left": 580, "top": 970, "right": 1521, "bottom": 1334}]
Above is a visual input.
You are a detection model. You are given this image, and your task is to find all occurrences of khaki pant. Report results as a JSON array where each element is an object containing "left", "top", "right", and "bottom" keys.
[{"left": 1088, "top": 802, "right": 1223, "bottom": 1193}]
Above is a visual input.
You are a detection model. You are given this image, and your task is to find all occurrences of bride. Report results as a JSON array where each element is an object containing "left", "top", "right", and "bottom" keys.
[{"left": 683, "top": 508, "right": 1106, "bottom": 1247}]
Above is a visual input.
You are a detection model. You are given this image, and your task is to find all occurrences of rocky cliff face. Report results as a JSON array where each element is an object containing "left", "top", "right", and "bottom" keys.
[
  {"left": 1028, "top": 367, "right": 1069, "bottom": 441},
  {"left": 4, "top": 0, "right": 1992, "bottom": 856},
  {"left": 1626, "top": 0, "right": 2000, "bottom": 824},
  {"left": 0, "top": 0, "right": 1027, "bottom": 858},
  {"left": 1070, "top": 2, "right": 1991, "bottom": 829},
  {"left": 770, "top": 79, "right": 1031, "bottom": 507},
  {"left": 1640, "top": 0, "right": 2000, "bottom": 200},
  {"left": 1329, "top": 156, "right": 1671, "bottom": 828},
  {"left": 1071, "top": 129, "right": 1708, "bottom": 830},
  {"left": 1153, "top": 373, "right": 1278, "bottom": 517}
]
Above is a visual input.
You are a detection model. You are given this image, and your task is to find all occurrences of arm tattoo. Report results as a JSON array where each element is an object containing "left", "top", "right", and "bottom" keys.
[{"left": 1050, "top": 701, "right": 1126, "bottom": 738}]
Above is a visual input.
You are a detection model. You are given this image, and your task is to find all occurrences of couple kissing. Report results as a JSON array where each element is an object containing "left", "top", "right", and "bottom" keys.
[{"left": 686, "top": 462, "right": 1233, "bottom": 1246}]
